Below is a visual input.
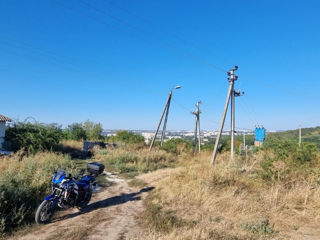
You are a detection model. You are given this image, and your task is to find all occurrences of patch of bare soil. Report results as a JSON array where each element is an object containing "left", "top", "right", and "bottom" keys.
[
  {"left": 8, "top": 168, "right": 179, "bottom": 240},
  {"left": 283, "top": 224, "right": 320, "bottom": 240},
  {"left": 8, "top": 175, "right": 152, "bottom": 240}
]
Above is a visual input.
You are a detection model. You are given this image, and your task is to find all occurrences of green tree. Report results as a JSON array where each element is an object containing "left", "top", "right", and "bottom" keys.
[
  {"left": 64, "top": 123, "right": 87, "bottom": 140},
  {"left": 83, "top": 120, "right": 103, "bottom": 140}
]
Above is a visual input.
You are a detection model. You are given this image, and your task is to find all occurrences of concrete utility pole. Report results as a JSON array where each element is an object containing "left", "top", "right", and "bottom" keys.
[
  {"left": 149, "top": 86, "right": 181, "bottom": 151},
  {"left": 243, "top": 132, "right": 246, "bottom": 152},
  {"left": 230, "top": 85, "right": 235, "bottom": 159},
  {"left": 191, "top": 101, "right": 202, "bottom": 154},
  {"left": 211, "top": 66, "right": 238, "bottom": 165},
  {"left": 230, "top": 89, "right": 244, "bottom": 159},
  {"left": 299, "top": 125, "right": 302, "bottom": 147},
  {"left": 160, "top": 99, "right": 171, "bottom": 147}
]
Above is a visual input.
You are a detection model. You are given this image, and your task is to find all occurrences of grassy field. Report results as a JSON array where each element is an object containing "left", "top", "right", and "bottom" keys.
[
  {"left": 93, "top": 147, "right": 178, "bottom": 178},
  {"left": 1, "top": 136, "right": 320, "bottom": 239},
  {"left": 139, "top": 142, "right": 320, "bottom": 239}
]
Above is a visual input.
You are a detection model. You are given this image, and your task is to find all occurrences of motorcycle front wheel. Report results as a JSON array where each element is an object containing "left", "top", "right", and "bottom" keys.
[{"left": 35, "top": 200, "right": 55, "bottom": 224}]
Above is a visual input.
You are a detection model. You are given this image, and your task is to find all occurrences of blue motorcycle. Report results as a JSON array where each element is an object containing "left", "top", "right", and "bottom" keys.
[{"left": 35, "top": 162, "right": 104, "bottom": 224}]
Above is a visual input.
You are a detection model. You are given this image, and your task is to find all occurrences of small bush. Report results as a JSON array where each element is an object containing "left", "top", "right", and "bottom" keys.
[{"left": 242, "top": 219, "right": 276, "bottom": 235}]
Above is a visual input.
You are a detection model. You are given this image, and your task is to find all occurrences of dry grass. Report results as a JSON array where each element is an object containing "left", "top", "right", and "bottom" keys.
[
  {"left": 59, "top": 140, "right": 83, "bottom": 153},
  {"left": 0, "top": 151, "right": 75, "bottom": 188},
  {"left": 128, "top": 179, "right": 148, "bottom": 188},
  {"left": 0, "top": 152, "right": 75, "bottom": 235},
  {"left": 140, "top": 151, "right": 320, "bottom": 239},
  {"left": 93, "top": 146, "right": 178, "bottom": 178}
]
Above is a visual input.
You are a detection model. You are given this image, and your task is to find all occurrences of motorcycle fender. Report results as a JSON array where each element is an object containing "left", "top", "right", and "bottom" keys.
[{"left": 44, "top": 194, "right": 55, "bottom": 201}]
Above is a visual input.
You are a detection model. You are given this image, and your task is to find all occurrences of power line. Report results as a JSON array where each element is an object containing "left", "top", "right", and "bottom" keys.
[
  {"left": 55, "top": 0, "right": 227, "bottom": 72},
  {"left": 237, "top": 99, "right": 259, "bottom": 126},
  {"left": 171, "top": 97, "right": 252, "bottom": 131},
  {"left": 0, "top": 39, "right": 79, "bottom": 72},
  {"left": 102, "top": 0, "right": 235, "bottom": 68},
  {"left": 246, "top": 77, "right": 314, "bottom": 99},
  {"left": 0, "top": 43, "right": 77, "bottom": 73},
  {"left": 45, "top": 1, "right": 317, "bottom": 103}
]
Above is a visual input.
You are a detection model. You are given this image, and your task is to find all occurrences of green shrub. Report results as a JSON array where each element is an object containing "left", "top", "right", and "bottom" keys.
[
  {"left": 242, "top": 219, "right": 275, "bottom": 235},
  {"left": 259, "top": 139, "right": 319, "bottom": 181},
  {"left": 5, "top": 122, "right": 63, "bottom": 154},
  {"left": 162, "top": 138, "right": 192, "bottom": 155},
  {"left": 109, "top": 130, "right": 145, "bottom": 144}
]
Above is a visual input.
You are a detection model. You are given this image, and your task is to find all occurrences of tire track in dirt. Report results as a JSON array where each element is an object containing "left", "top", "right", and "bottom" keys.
[
  {"left": 8, "top": 168, "right": 180, "bottom": 240},
  {"left": 8, "top": 174, "right": 152, "bottom": 240}
]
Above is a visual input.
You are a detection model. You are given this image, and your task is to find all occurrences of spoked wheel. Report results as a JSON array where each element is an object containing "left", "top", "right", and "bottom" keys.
[
  {"left": 78, "top": 191, "right": 92, "bottom": 211},
  {"left": 35, "top": 200, "right": 54, "bottom": 224}
]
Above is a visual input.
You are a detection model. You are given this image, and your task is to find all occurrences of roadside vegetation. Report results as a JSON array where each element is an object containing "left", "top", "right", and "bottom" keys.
[
  {"left": 0, "top": 152, "right": 75, "bottom": 235},
  {"left": 2, "top": 121, "right": 320, "bottom": 239},
  {"left": 0, "top": 123, "right": 184, "bottom": 236}
]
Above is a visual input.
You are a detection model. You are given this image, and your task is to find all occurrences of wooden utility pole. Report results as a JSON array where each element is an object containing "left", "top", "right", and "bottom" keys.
[
  {"left": 192, "top": 101, "right": 201, "bottom": 154},
  {"left": 211, "top": 66, "right": 238, "bottom": 165},
  {"left": 149, "top": 86, "right": 181, "bottom": 151}
]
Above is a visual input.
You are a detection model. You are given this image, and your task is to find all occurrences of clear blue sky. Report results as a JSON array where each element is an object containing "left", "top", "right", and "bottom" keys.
[{"left": 0, "top": 0, "right": 319, "bottom": 130}]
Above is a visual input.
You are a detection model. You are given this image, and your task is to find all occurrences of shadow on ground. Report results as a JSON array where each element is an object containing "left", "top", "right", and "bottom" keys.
[{"left": 52, "top": 186, "right": 155, "bottom": 223}]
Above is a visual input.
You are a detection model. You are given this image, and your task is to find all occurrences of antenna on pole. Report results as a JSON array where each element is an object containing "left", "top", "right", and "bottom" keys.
[{"left": 191, "top": 101, "right": 202, "bottom": 154}]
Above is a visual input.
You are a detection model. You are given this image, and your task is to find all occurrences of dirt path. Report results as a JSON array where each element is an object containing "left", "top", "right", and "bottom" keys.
[
  {"left": 9, "top": 168, "right": 178, "bottom": 240},
  {"left": 8, "top": 176, "right": 149, "bottom": 240}
]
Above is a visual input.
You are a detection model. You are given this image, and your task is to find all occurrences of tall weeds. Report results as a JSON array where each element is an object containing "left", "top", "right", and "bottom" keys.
[
  {"left": 0, "top": 152, "right": 75, "bottom": 234},
  {"left": 141, "top": 143, "right": 320, "bottom": 239}
]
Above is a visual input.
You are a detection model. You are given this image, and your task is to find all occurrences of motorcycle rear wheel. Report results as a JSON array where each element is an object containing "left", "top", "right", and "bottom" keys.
[
  {"left": 35, "top": 200, "right": 54, "bottom": 224},
  {"left": 78, "top": 191, "right": 92, "bottom": 210}
]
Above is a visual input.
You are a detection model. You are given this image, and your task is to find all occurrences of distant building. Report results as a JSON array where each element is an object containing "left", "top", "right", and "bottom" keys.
[
  {"left": 141, "top": 132, "right": 154, "bottom": 144},
  {"left": 0, "top": 114, "right": 12, "bottom": 150}
]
